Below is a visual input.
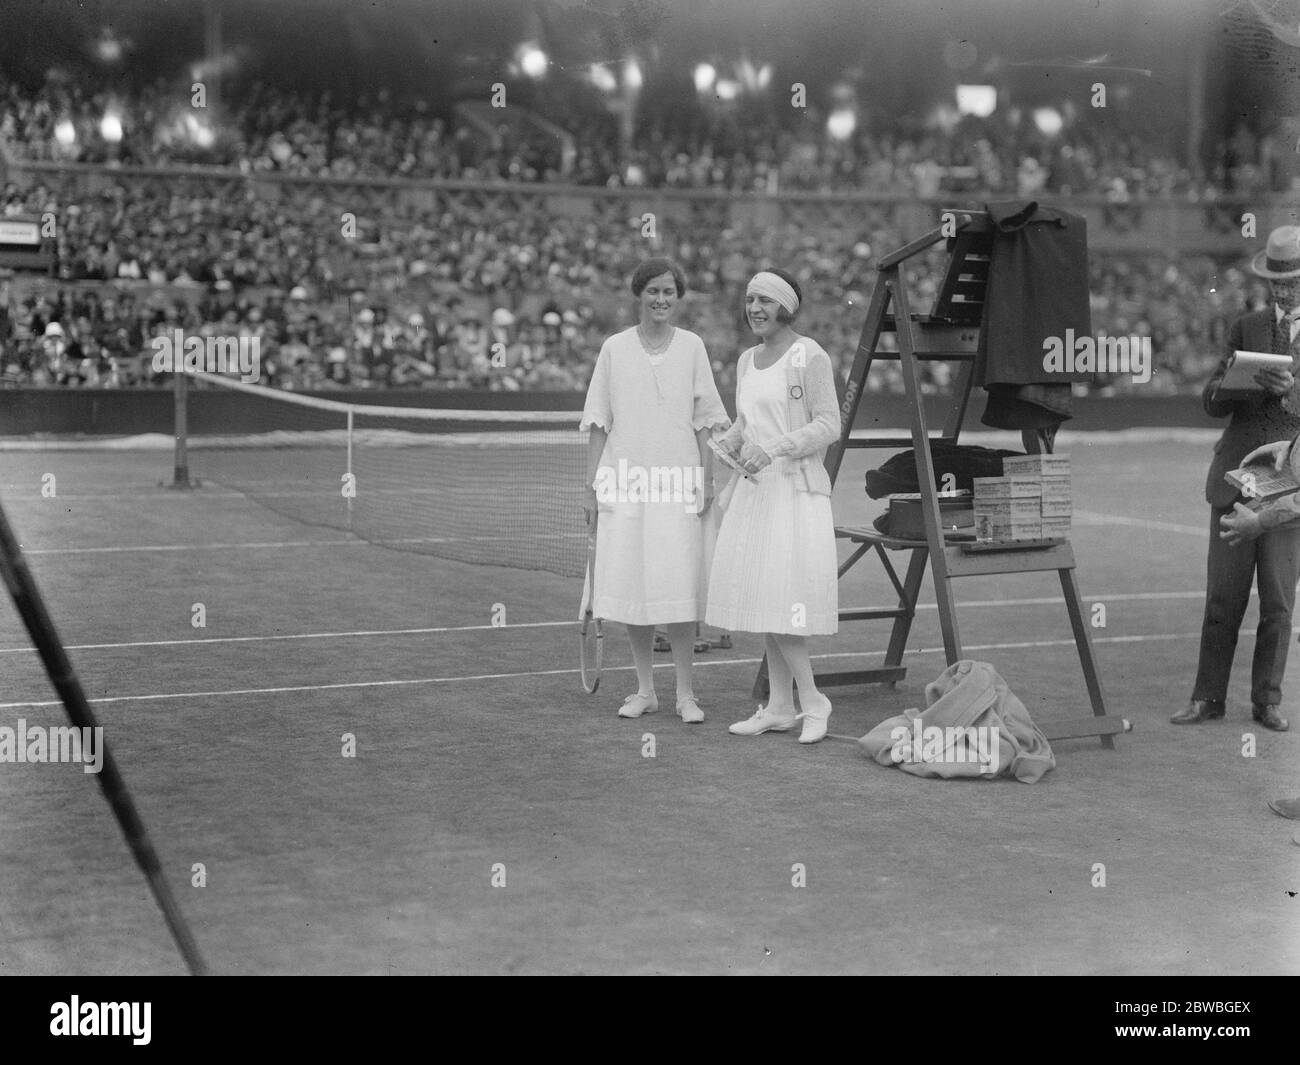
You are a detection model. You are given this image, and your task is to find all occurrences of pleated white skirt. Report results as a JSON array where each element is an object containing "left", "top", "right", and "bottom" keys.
[{"left": 705, "top": 471, "right": 838, "bottom": 635}]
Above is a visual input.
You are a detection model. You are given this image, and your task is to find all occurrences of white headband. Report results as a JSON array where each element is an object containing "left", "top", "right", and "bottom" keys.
[{"left": 747, "top": 271, "right": 799, "bottom": 315}]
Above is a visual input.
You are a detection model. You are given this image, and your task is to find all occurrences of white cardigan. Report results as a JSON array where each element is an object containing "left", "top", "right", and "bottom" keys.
[{"left": 714, "top": 339, "right": 841, "bottom": 496}]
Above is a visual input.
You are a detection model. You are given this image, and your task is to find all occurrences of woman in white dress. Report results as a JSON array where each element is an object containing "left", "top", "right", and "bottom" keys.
[
  {"left": 706, "top": 268, "right": 840, "bottom": 744},
  {"left": 581, "top": 258, "right": 729, "bottom": 722}
]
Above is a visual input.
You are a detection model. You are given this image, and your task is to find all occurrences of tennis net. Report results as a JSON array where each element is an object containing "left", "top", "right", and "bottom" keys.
[{"left": 183, "top": 372, "right": 588, "bottom": 578}]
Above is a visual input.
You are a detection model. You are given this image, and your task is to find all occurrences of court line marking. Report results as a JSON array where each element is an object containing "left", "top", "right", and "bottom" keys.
[
  {"left": 20, "top": 533, "right": 584, "bottom": 555},
  {"left": 0, "top": 426, "right": 1225, "bottom": 454},
  {"left": 23, "top": 538, "right": 365, "bottom": 556},
  {"left": 0, "top": 620, "right": 573, "bottom": 654},
  {"left": 0, "top": 486, "right": 248, "bottom": 500},
  {"left": 0, "top": 590, "right": 1211, "bottom": 656},
  {"left": 0, "top": 630, "right": 1210, "bottom": 709},
  {"left": 18, "top": 504, "right": 1210, "bottom": 555},
  {"left": 7, "top": 484, "right": 579, "bottom": 501}
]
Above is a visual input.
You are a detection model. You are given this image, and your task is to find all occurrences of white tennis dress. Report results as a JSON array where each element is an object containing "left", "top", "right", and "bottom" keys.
[
  {"left": 705, "top": 344, "right": 839, "bottom": 635},
  {"left": 580, "top": 326, "right": 728, "bottom": 625}
]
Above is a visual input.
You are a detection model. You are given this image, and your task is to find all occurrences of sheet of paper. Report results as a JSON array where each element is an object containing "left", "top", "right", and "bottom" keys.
[{"left": 1220, "top": 349, "right": 1294, "bottom": 391}]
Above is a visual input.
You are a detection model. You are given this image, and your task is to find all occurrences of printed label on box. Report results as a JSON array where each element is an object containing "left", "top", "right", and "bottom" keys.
[
  {"left": 1002, "top": 454, "right": 1070, "bottom": 476},
  {"left": 976, "top": 516, "right": 1043, "bottom": 541},
  {"left": 973, "top": 476, "right": 1042, "bottom": 500},
  {"left": 974, "top": 498, "right": 1041, "bottom": 519}
]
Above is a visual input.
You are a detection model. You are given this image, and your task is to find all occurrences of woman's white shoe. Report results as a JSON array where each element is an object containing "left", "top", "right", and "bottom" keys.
[
  {"left": 618, "top": 693, "right": 659, "bottom": 718},
  {"left": 795, "top": 695, "right": 832, "bottom": 744},
  {"left": 676, "top": 696, "right": 704, "bottom": 723},
  {"left": 728, "top": 705, "right": 797, "bottom": 736}
]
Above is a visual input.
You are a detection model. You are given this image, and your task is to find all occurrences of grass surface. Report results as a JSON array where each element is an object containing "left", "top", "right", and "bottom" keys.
[{"left": 0, "top": 435, "right": 1296, "bottom": 974}]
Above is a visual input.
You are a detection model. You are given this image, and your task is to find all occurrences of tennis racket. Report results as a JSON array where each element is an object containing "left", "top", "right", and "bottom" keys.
[
  {"left": 707, "top": 435, "right": 755, "bottom": 480},
  {"left": 578, "top": 513, "right": 603, "bottom": 693}
]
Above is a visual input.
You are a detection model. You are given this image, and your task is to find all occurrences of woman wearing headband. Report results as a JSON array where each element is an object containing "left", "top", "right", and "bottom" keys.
[
  {"left": 581, "top": 257, "right": 729, "bottom": 723},
  {"left": 706, "top": 268, "right": 840, "bottom": 743}
]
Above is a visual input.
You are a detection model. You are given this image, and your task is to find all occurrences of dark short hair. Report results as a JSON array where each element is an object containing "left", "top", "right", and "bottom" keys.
[
  {"left": 762, "top": 266, "right": 803, "bottom": 323},
  {"left": 630, "top": 257, "right": 687, "bottom": 298}
]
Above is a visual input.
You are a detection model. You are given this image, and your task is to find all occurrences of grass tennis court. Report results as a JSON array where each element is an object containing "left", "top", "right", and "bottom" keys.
[{"left": 1, "top": 434, "right": 1297, "bottom": 974}]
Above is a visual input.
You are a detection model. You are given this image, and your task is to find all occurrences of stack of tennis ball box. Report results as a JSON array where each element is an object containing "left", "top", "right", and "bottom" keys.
[{"left": 972, "top": 454, "right": 1071, "bottom": 542}]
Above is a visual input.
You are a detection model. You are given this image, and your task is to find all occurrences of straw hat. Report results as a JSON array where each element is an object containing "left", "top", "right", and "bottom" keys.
[{"left": 1252, "top": 226, "right": 1300, "bottom": 280}]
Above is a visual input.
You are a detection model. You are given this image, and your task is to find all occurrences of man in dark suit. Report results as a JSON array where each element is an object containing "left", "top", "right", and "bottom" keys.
[
  {"left": 1178, "top": 226, "right": 1300, "bottom": 732},
  {"left": 1215, "top": 437, "right": 1300, "bottom": 840}
]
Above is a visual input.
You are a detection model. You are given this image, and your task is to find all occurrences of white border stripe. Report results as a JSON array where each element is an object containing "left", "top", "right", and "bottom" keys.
[
  {"left": 24, "top": 538, "right": 365, "bottom": 555},
  {"left": 0, "top": 631, "right": 1208, "bottom": 709},
  {"left": 0, "top": 591, "right": 1213, "bottom": 656},
  {"left": 21, "top": 525, "right": 1206, "bottom": 556},
  {"left": 0, "top": 620, "right": 573, "bottom": 654},
  {"left": 0, "top": 426, "right": 1227, "bottom": 452}
]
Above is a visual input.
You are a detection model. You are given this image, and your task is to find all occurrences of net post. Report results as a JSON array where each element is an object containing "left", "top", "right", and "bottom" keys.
[
  {"left": 171, "top": 368, "right": 193, "bottom": 489},
  {"left": 346, "top": 407, "right": 354, "bottom": 530}
]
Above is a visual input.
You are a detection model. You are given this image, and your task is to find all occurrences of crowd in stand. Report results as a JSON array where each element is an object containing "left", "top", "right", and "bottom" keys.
[
  {"left": 0, "top": 187, "right": 1270, "bottom": 397},
  {"left": 0, "top": 76, "right": 1288, "bottom": 396},
  {"left": 4, "top": 77, "right": 1293, "bottom": 197}
]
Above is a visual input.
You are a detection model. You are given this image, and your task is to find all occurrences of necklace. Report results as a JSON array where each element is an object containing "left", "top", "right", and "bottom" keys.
[{"left": 637, "top": 325, "right": 674, "bottom": 356}]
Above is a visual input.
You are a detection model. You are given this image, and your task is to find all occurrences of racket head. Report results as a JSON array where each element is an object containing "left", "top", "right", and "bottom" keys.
[
  {"left": 578, "top": 511, "right": 601, "bottom": 692},
  {"left": 579, "top": 612, "right": 603, "bottom": 693}
]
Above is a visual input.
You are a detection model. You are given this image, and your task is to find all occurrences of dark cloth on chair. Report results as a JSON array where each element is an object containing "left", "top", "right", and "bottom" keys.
[
  {"left": 1194, "top": 307, "right": 1300, "bottom": 705},
  {"left": 976, "top": 201, "right": 1092, "bottom": 430},
  {"left": 864, "top": 442, "right": 1021, "bottom": 499}
]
